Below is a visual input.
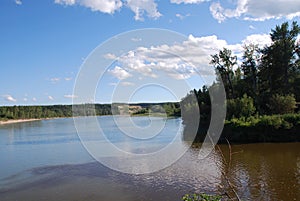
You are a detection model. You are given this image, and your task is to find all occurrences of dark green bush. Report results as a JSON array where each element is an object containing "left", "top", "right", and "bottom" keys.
[{"left": 268, "top": 94, "right": 296, "bottom": 114}]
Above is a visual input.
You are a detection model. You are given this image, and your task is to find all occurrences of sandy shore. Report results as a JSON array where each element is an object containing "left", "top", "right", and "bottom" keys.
[{"left": 0, "top": 119, "right": 41, "bottom": 125}]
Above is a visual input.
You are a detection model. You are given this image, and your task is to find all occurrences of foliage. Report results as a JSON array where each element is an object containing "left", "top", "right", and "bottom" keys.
[
  {"left": 258, "top": 21, "right": 300, "bottom": 96},
  {"left": 182, "top": 193, "right": 222, "bottom": 201},
  {"left": 210, "top": 48, "right": 237, "bottom": 99},
  {"left": 227, "top": 94, "right": 256, "bottom": 119},
  {"left": 225, "top": 113, "right": 300, "bottom": 130},
  {"left": 268, "top": 94, "right": 296, "bottom": 114}
]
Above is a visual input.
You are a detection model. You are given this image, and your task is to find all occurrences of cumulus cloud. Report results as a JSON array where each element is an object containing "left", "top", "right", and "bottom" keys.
[
  {"left": 242, "top": 34, "right": 272, "bottom": 48},
  {"left": 3, "top": 95, "right": 17, "bottom": 102},
  {"left": 32, "top": 97, "right": 37, "bottom": 102},
  {"left": 170, "top": 0, "right": 208, "bottom": 4},
  {"left": 48, "top": 96, "right": 54, "bottom": 100},
  {"left": 54, "top": 0, "right": 161, "bottom": 20},
  {"left": 210, "top": 0, "right": 300, "bottom": 22},
  {"left": 107, "top": 33, "right": 273, "bottom": 80},
  {"left": 126, "top": 0, "right": 161, "bottom": 21},
  {"left": 108, "top": 34, "right": 227, "bottom": 80},
  {"left": 108, "top": 66, "right": 133, "bottom": 80},
  {"left": 55, "top": 0, "right": 122, "bottom": 14},
  {"left": 64, "top": 94, "right": 78, "bottom": 98}
]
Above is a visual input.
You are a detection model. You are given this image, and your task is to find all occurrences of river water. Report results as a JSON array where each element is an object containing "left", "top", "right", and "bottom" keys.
[{"left": 0, "top": 116, "right": 299, "bottom": 200}]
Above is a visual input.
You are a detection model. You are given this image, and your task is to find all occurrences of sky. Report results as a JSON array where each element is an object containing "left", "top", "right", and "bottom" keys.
[{"left": 0, "top": 0, "right": 299, "bottom": 105}]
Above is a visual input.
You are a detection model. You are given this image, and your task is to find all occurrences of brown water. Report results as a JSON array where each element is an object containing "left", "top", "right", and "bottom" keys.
[{"left": 1, "top": 143, "right": 299, "bottom": 201}]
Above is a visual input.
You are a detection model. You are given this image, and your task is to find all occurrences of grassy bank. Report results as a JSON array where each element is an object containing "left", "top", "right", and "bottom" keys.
[{"left": 221, "top": 113, "right": 300, "bottom": 143}]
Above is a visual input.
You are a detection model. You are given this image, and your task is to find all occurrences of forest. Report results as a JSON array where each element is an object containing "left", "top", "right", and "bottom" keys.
[{"left": 181, "top": 21, "right": 300, "bottom": 143}]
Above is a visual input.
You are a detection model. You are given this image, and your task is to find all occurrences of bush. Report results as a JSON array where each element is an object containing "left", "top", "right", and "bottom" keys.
[
  {"left": 227, "top": 94, "right": 256, "bottom": 119},
  {"left": 226, "top": 113, "right": 300, "bottom": 129},
  {"left": 268, "top": 94, "right": 296, "bottom": 114}
]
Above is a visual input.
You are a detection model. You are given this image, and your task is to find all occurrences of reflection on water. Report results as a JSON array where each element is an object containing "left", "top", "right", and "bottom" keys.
[{"left": 0, "top": 117, "right": 299, "bottom": 200}]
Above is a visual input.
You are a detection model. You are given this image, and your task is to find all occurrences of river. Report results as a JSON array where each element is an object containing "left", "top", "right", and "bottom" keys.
[{"left": 0, "top": 116, "right": 299, "bottom": 200}]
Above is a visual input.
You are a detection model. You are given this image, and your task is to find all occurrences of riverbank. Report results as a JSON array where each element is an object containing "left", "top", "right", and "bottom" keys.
[{"left": 183, "top": 113, "right": 300, "bottom": 143}]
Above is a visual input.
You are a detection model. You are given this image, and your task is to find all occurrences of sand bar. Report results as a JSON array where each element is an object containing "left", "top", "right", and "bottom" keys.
[{"left": 0, "top": 119, "right": 41, "bottom": 125}]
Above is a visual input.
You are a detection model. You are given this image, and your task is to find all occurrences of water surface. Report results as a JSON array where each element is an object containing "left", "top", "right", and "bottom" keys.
[{"left": 0, "top": 116, "right": 299, "bottom": 200}]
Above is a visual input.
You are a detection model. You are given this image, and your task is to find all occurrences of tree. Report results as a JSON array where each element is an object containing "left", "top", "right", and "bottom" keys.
[
  {"left": 241, "top": 44, "right": 260, "bottom": 99},
  {"left": 259, "top": 21, "right": 300, "bottom": 95},
  {"left": 211, "top": 48, "right": 237, "bottom": 99}
]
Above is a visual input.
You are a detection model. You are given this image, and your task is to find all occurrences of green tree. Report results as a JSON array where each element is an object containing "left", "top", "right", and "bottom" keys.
[
  {"left": 241, "top": 44, "right": 260, "bottom": 99},
  {"left": 211, "top": 48, "right": 237, "bottom": 99},
  {"left": 259, "top": 21, "right": 300, "bottom": 95}
]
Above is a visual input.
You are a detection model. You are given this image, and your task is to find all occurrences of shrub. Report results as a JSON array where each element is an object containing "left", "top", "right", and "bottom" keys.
[
  {"left": 268, "top": 94, "right": 296, "bottom": 114},
  {"left": 227, "top": 94, "right": 256, "bottom": 119}
]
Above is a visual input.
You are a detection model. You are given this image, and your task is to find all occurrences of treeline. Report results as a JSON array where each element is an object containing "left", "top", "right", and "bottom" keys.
[
  {"left": 0, "top": 102, "right": 181, "bottom": 121},
  {"left": 130, "top": 102, "right": 181, "bottom": 117},
  {"left": 181, "top": 21, "right": 300, "bottom": 143},
  {"left": 0, "top": 104, "right": 112, "bottom": 120}
]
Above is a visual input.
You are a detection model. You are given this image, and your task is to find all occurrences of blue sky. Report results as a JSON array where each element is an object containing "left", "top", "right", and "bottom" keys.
[{"left": 0, "top": 0, "right": 299, "bottom": 105}]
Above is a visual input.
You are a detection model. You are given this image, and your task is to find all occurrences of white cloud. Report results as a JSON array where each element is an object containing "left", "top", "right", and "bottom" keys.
[
  {"left": 103, "top": 53, "right": 118, "bottom": 60},
  {"left": 55, "top": 0, "right": 122, "bottom": 14},
  {"left": 108, "top": 66, "right": 133, "bottom": 80},
  {"left": 120, "top": 81, "right": 135, "bottom": 86},
  {"left": 55, "top": 0, "right": 76, "bottom": 5},
  {"left": 109, "top": 34, "right": 227, "bottom": 80},
  {"left": 48, "top": 96, "right": 54, "bottom": 100},
  {"left": 80, "top": 0, "right": 122, "bottom": 13},
  {"left": 108, "top": 33, "right": 273, "bottom": 80},
  {"left": 64, "top": 94, "right": 78, "bottom": 99},
  {"left": 242, "top": 34, "right": 272, "bottom": 48},
  {"left": 249, "top": 25, "right": 255, "bottom": 30},
  {"left": 175, "top": 13, "right": 191, "bottom": 20},
  {"left": 131, "top": 37, "right": 142, "bottom": 42},
  {"left": 126, "top": 0, "right": 161, "bottom": 21},
  {"left": 15, "top": 0, "right": 22, "bottom": 5},
  {"left": 50, "top": 77, "right": 60, "bottom": 83},
  {"left": 209, "top": 2, "right": 226, "bottom": 23},
  {"left": 65, "top": 77, "right": 72, "bottom": 81},
  {"left": 23, "top": 98, "right": 28, "bottom": 102},
  {"left": 170, "top": 0, "right": 208, "bottom": 4},
  {"left": 3, "top": 95, "right": 17, "bottom": 102},
  {"left": 210, "top": 0, "right": 300, "bottom": 22},
  {"left": 32, "top": 97, "right": 37, "bottom": 102}
]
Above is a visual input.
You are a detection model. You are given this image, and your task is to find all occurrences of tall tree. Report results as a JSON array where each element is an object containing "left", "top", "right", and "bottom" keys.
[
  {"left": 259, "top": 21, "right": 300, "bottom": 95},
  {"left": 211, "top": 48, "right": 237, "bottom": 99},
  {"left": 241, "top": 44, "right": 260, "bottom": 99}
]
